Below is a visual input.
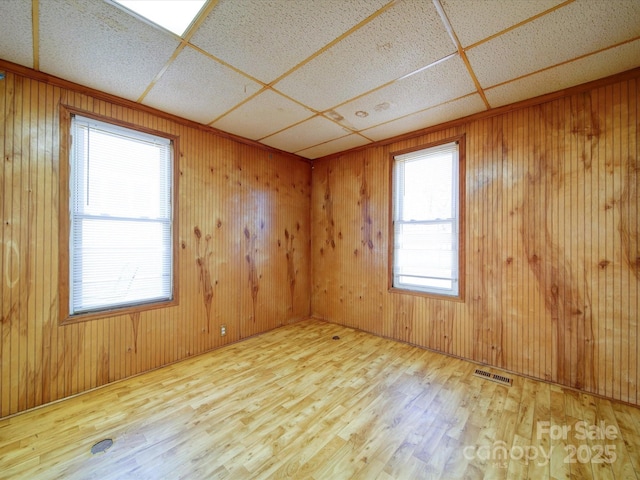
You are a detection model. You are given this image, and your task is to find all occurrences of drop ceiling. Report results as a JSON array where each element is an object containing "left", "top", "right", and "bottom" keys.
[{"left": 1, "top": 0, "right": 639, "bottom": 159}]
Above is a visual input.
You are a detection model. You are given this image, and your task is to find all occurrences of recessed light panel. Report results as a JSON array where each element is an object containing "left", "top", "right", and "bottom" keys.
[{"left": 113, "top": 0, "right": 206, "bottom": 36}]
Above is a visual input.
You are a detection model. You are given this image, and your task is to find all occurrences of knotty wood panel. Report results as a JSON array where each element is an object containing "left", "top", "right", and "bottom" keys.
[
  {"left": 311, "top": 72, "right": 640, "bottom": 405},
  {"left": 0, "top": 67, "right": 311, "bottom": 418}
]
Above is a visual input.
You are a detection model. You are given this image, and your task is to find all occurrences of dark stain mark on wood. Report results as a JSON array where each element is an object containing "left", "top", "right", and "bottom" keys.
[
  {"left": 97, "top": 346, "right": 110, "bottom": 386},
  {"left": 1, "top": 302, "right": 17, "bottom": 327},
  {"left": 360, "top": 160, "right": 374, "bottom": 250},
  {"left": 284, "top": 229, "right": 296, "bottom": 312},
  {"left": 618, "top": 155, "right": 639, "bottom": 280},
  {"left": 194, "top": 226, "right": 214, "bottom": 333},
  {"left": 41, "top": 298, "right": 57, "bottom": 404},
  {"left": 570, "top": 92, "right": 600, "bottom": 170},
  {"left": 322, "top": 169, "right": 336, "bottom": 249},
  {"left": 245, "top": 227, "right": 259, "bottom": 323},
  {"left": 523, "top": 152, "right": 595, "bottom": 389},
  {"left": 129, "top": 312, "right": 140, "bottom": 354},
  {"left": 598, "top": 260, "right": 610, "bottom": 269}
]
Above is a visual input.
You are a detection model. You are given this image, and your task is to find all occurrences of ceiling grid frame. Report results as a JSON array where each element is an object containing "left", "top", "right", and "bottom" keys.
[
  {"left": 31, "top": 0, "right": 39, "bottom": 71},
  {"left": 6, "top": 0, "right": 639, "bottom": 159},
  {"left": 208, "top": 0, "right": 400, "bottom": 145},
  {"left": 134, "top": 0, "right": 223, "bottom": 104},
  {"left": 464, "top": 0, "right": 576, "bottom": 51},
  {"left": 486, "top": 34, "right": 640, "bottom": 93},
  {"left": 432, "top": 0, "right": 490, "bottom": 109}
]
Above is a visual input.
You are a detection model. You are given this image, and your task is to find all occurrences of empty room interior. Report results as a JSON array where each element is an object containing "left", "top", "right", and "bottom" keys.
[{"left": 1, "top": 0, "right": 640, "bottom": 478}]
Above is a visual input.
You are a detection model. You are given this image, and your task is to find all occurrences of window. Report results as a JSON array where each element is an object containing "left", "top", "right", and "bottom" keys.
[
  {"left": 391, "top": 138, "right": 464, "bottom": 298},
  {"left": 64, "top": 113, "right": 176, "bottom": 319}
]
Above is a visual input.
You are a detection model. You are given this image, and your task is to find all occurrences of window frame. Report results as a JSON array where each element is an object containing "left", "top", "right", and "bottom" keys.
[
  {"left": 388, "top": 135, "right": 465, "bottom": 301},
  {"left": 59, "top": 106, "right": 179, "bottom": 324}
]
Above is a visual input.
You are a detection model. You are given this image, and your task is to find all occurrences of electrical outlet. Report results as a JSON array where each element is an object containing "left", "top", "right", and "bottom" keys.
[{"left": 220, "top": 324, "right": 227, "bottom": 337}]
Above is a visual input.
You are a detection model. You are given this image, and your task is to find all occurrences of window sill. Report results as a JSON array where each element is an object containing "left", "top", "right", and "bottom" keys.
[
  {"left": 388, "top": 286, "right": 465, "bottom": 303},
  {"left": 60, "top": 297, "right": 178, "bottom": 325}
]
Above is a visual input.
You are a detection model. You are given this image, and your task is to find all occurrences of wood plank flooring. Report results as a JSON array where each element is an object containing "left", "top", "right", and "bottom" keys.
[{"left": 1, "top": 318, "right": 639, "bottom": 479}]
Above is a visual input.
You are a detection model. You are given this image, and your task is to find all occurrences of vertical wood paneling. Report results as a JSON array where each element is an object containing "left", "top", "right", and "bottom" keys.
[
  {"left": 0, "top": 69, "right": 311, "bottom": 418},
  {"left": 311, "top": 71, "right": 640, "bottom": 406}
]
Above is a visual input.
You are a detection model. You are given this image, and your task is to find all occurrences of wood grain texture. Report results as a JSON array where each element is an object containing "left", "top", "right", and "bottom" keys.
[
  {"left": 1, "top": 319, "right": 638, "bottom": 480},
  {"left": 0, "top": 69, "right": 311, "bottom": 418},
  {"left": 311, "top": 72, "right": 640, "bottom": 406}
]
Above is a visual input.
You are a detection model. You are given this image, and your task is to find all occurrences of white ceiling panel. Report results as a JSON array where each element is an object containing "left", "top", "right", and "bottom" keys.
[
  {"left": 191, "top": 0, "right": 389, "bottom": 84},
  {"left": 143, "top": 46, "right": 262, "bottom": 125},
  {"left": 486, "top": 39, "right": 640, "bottom": 108},
  {"left": 274, "top": 0, "right": 456, "bottom": 112},
  {"left": 261, "top": 116, "right": 352, "bottom": 154},
  {"left": 212, "top": 90, "right": 314, "bottom": 141},
  {"left": 468, "top": 0, "right": 640, "bottom": 89},
  {"left": 296, "top": 134, "right": 372, "bottom": 160},
  {"left": 440, "top": 0, "right": 564, "bottom": 48},
  {"left": 0, "top": 1, "right": 33, "bottom": 68},
  {"left": 333, "top": 54, "right": 475, "bottom": 131},
  {"left": 362, "top": 94, "right": 486, "bottom": 141},
  {"left": 39, "top": 0, "right": 179, "bottom": 101}
]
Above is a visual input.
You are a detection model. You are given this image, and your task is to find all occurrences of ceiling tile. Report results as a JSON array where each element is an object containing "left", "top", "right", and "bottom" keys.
[
  {"left": 486, "top": 39, "right": 640, "bottom": 108},
  {"left": 211, "top": 90, "right": 314, "bottom": 141},
  {"left": 39, "top": 0, "right": 179, "bottom": 101},
  {"left": 0, "top": 1, "right": 33, "bottom": 68},
  {"left": 296, "top": 134, "right": 372, "bottom": 160},
  {"left": 274, "top": 0, "right": 456, "bottom": 112},
  {"left": 467, "top": 0, "right": 640, "bottom": 89},
  {"left": 440, "top": 0, "right": 563, "bottom": 48},
  {"left": 143, "top": 46, "right": 262, "bottom": 125},
  {"left": 191, "top": 0, "right": 389, "bottom": 84},
  {"left": 260, "top": 116, "right": 352, "bottom": 154},
  {"left": 332, "top": 54, "right": 475, "bottom": 131},
  {"left": 362, "top": 94, "right": 486, "bottom": 141}
]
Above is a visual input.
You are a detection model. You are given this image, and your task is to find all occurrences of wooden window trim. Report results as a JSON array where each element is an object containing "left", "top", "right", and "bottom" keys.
[
  {"left": 387, "top": 134, "right": 466, "bottom": 302},
  {"left": 58, "top": 105, "right": 180, "bottom": 325}
]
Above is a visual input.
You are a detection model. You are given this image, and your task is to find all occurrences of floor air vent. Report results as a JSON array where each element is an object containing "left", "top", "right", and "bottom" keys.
[
  {"left": 473, "top": 369, "right": 512, "bottom": 386},
  {"left": 91, "top": 438, "right": 113, "bottom": 455}
]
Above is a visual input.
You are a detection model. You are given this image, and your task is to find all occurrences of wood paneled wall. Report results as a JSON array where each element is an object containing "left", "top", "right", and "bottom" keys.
[
  {"left": 311, "top": 73, "right": 639, "bottom": 405},
  {"left": 0, "top": 68, "right": 311, "bottom": 418},
  {"left": 2, "top": 63, "right": 638, "bottom": 418}
]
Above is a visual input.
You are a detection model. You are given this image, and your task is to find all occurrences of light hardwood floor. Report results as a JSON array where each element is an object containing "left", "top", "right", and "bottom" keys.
[{"left": 1, "top": 318, "right": 639, "bottom": 479}]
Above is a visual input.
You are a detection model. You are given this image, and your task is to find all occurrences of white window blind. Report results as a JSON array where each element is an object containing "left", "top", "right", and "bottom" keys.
[
  {"left": 393, "top": 141, "right": 459, "bottom": 296},
  {"left": 70, "top": 115, "right": 173, "bottom": 315}
]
